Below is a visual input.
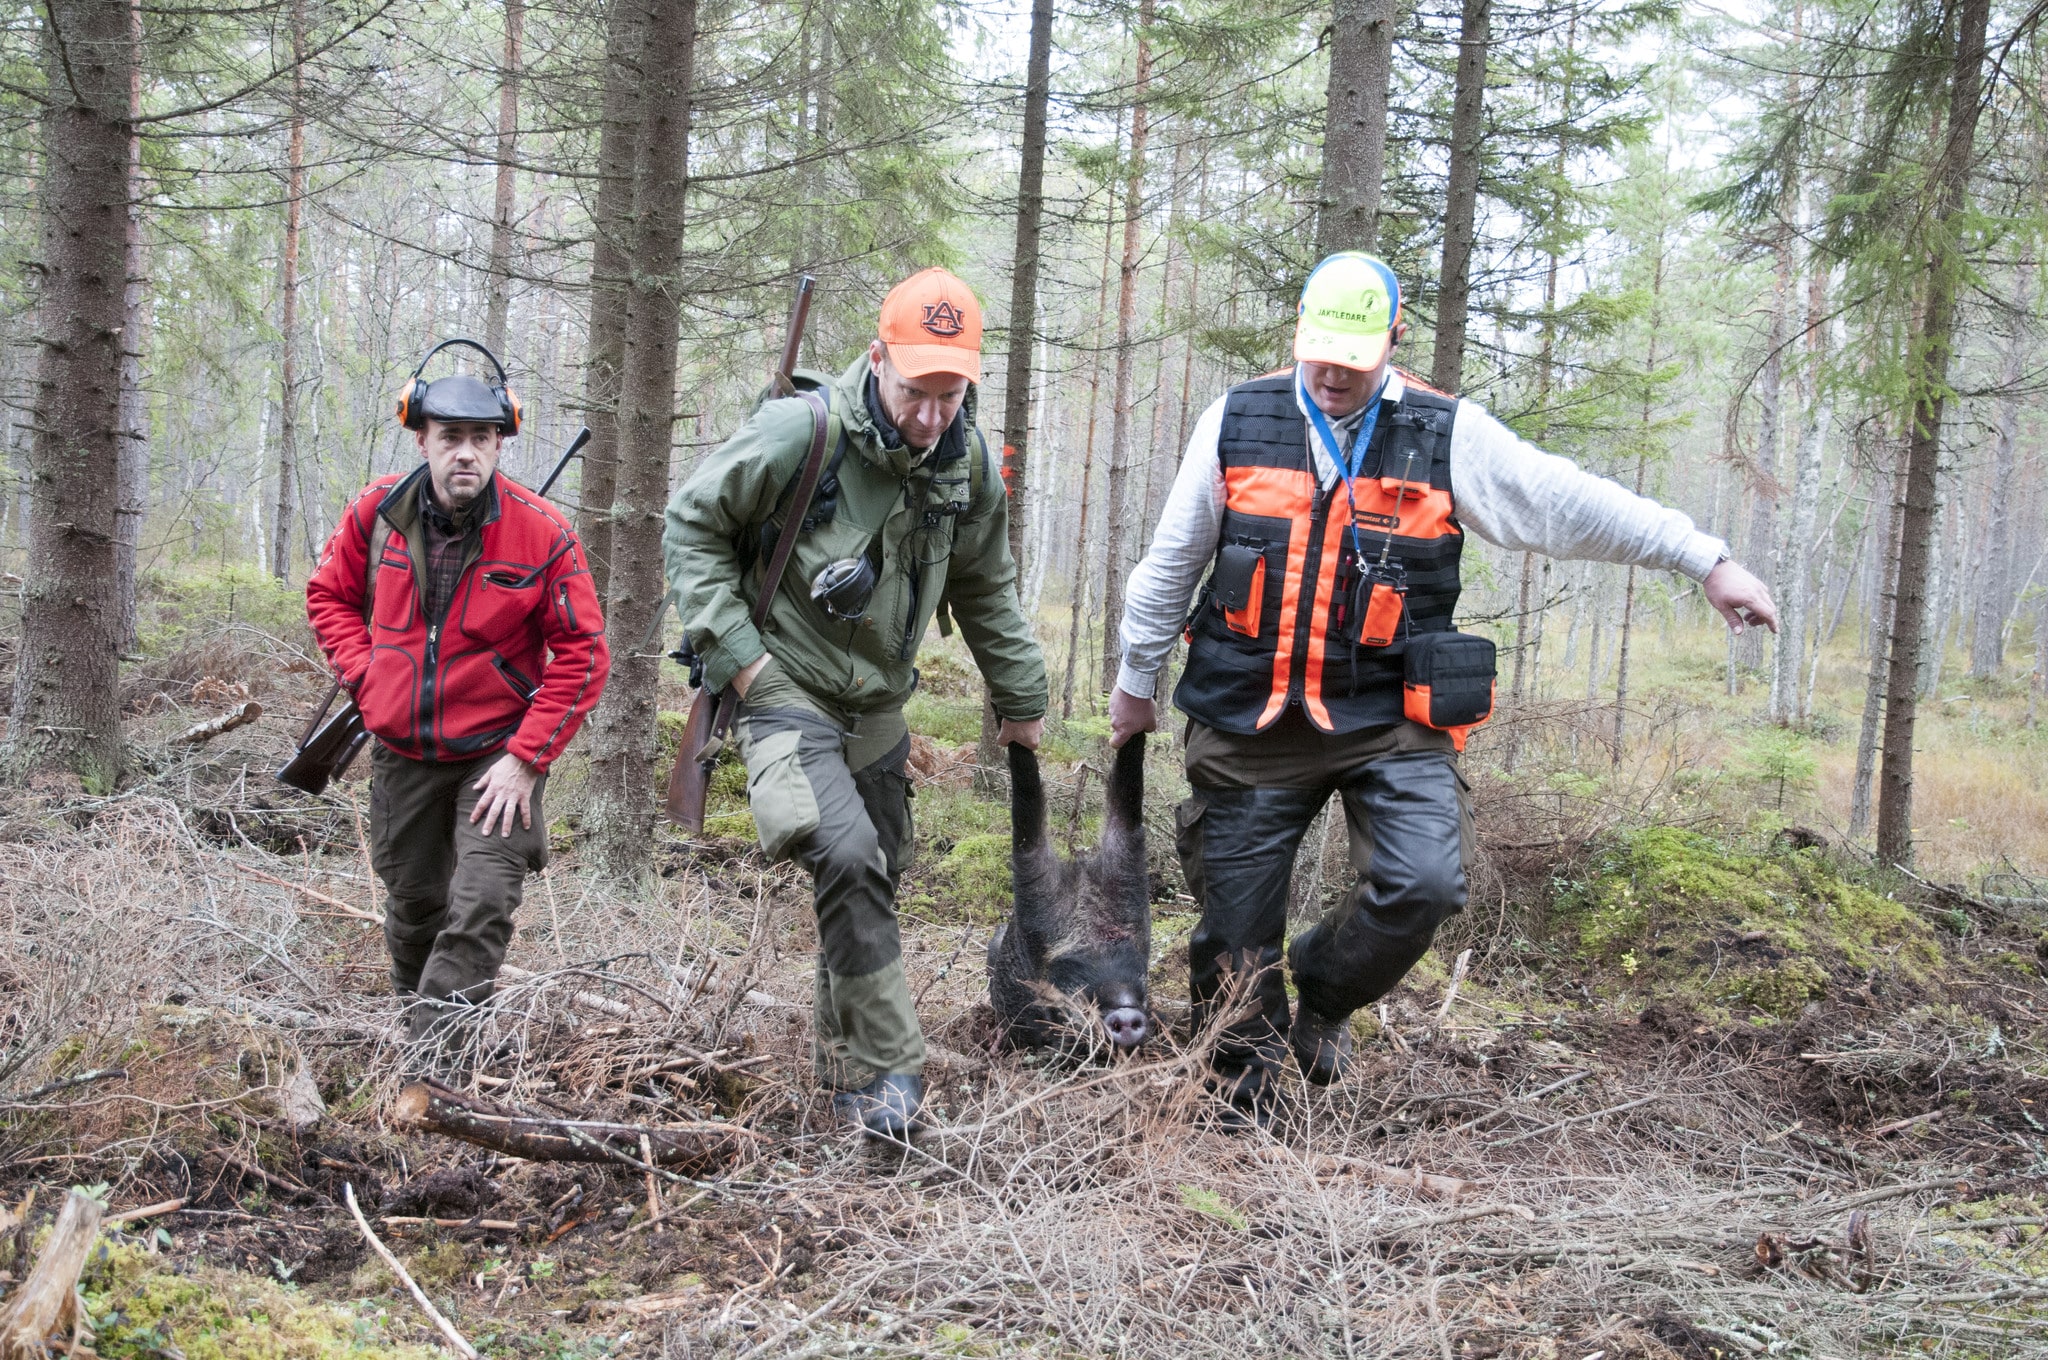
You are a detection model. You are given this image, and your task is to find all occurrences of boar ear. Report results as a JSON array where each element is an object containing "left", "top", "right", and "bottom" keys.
[
  {"left": 1009, "top": 740, "right": 1048, "bottom": 853},
  {"left": 1104, "top": 732, "right": 1146, "bottom": 834}
]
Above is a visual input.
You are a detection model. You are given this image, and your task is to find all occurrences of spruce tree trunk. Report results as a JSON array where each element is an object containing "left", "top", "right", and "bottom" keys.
[
  {"left": 1429, "top": 0, "right": 1489, "bottom": 394},
  {"left": 1316, "top": 0, "right": 1395, "bottom": 257},
  {"left": 1968, "top": 258, "right": 2029, "bottom": 678},
  {"left": 114, "top": 0, "right": 145, "bottom": 654},
  {"left": 584, "top": 0, "right": 695, "bottom": 879},
  {"left": 1876, "top": 0, "right": 1991, "bottom": 867},
  {"left": 484, "top": 0, "right": 524, "bottom": 355},
  {"left": 9, "top": 0, "right": 134, "bottom": 790},
  {"left": 270, "top": 0, "right": 306, "bottom": 584},
  {"left": 577, "top": 0, "right": 646, "bottom": 606},
  {"left": 1098, "top": 0, "right": 1152, "bottom": 697}
]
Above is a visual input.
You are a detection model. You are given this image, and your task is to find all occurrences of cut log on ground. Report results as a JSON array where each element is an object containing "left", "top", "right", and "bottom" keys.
[
  {"left": 393, "top": 1081, "right": 761, "bottom": 1175},
  {"left": 0, "top": 1188, "right": 103, "bottom": 1358}
]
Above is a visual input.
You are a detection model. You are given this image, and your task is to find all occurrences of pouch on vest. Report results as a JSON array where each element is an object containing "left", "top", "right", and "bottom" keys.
[
  {"left": 1339, "top": 561, "right": 1407, "bottom": 648},
  {"left": 1402, "top": 631, "right": 1496, "bottom": 738},
  {"left": 1213, "top": 541, "right": 1266, "bottom": 637}
]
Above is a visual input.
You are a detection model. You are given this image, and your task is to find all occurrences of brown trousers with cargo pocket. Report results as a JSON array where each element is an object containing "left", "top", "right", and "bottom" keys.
[{"left": 370, "top": 742, "right": 549, "bottom": 1021}]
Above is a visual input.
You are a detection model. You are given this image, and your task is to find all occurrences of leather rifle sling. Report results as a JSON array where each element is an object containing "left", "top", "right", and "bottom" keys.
[
  {"left": 750, "top": 389, "right": 833, "bottom": 631},
  {"left": 697, "top": 388, "right": 834, "bottom": 754}
]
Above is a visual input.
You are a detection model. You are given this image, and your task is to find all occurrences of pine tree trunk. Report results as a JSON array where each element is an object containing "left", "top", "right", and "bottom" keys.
[
  {"left": 1099, "top": 0, "right": 1153, "bottom": 698},
  {"left": 1773, "top": 403, "right": 1827, "bottom": 724},
  {"left": 1059, "top": 123, "right": 1122, "bottom": 720},
  {"left": 1850, "top": 445, "right": 1903, "bottom": 841},
  {"left": 484, "top": 0, "right": 524, "bottom": 354},
  {"left": 1742, "top": 237, "right": 1789, "bottom": 677},
  {"left": 114, "top": 0, "right": 145, "bottom": 653},
  {"left": 584, "top": 0, "right": 695, "bottom": 879},
  {"left": 1430, "top": 0, "right": 1489, "bottom": 394},
  {"left": 1876, "top": 0, "right": 1991, "bottom": 867},
  {"left": 1316, "top": 0, "right": 1395, "bottom": 257},
  {"left": 577, "top": 0, "right": 646, "bottom": 606},
  {"left": 1000, "top": 0, "right": 1053, "bottom": 572},
  {"left": 270, "top": 0, "right": 306, "bottom": 584},
  {"left": 9, "top": 0, "right": 133, "bottom": 789},
  {"left": 1968, "top": 258, "right": 2030, "bottom": 678},
  {"left": 980, "top": 0, "right": 1054, "bottom": 789}
]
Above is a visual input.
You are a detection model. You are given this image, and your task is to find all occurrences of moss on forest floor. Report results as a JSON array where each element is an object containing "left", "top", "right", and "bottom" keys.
[{"left": 1548, "top": 826, "right": 1947, "bottom": 1019}]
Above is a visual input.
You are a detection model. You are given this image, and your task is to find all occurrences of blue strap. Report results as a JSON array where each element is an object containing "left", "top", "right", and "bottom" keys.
[{"left": 1299, "top": 370, "right": 1389, "bottom": 565}]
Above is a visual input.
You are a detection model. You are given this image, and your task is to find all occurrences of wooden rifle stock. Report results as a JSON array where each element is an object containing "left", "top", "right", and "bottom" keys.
[
  {"left": 277, "top": 425, "right": 591, "bottom": 796},
  {"left": 663, "top": 276, "right": 821, "bottom": 834}
]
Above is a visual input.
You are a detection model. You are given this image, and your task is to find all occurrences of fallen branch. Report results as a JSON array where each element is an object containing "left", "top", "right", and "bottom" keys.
[
  {"left": 0, "top": 1188, "right": 102, "bottom": 1359},
  {"left": 1870, "top": 1109, "right": 1945, "bottom": 1138},
  {"left": 208, "top": 1148, "right": 324, "bottom": 1203},
  {"left": 392, "top": 1082, "right": 759, "bottom": 1176},
  {"left": 176, "top": 701, "right": 262, "bottom": 744},
  {"left": 381, "top": 1216, "right": 524, "bottom": 1231},
  {"left": 227, "top": 862, "right": 380, "bottom": 924},
  {"left": 1253, "top": 1145, "right": 1474, "bottom": 1201},
  {"left": 1486, "top": 1093, "right": 1661, "bottom": 1148},
  {"left": 105, "top": 1198, "right": 185, "bottom": 1228},
  {"left": 344, "top": 1184, "right": 478, "bottom": 1360},
  {"left": 6, "top": 1067, "right": 127, "bottom": 1105}
]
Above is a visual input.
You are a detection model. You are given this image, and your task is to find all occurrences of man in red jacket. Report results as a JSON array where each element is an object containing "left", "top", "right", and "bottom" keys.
[{"left": 308, "top": 363, "right": 609, "bottom": 1061}]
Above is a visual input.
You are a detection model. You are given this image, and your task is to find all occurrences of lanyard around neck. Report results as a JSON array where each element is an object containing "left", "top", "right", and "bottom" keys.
[{"left": 1300, "top": 370, "right": 1390, "bottom": 564}]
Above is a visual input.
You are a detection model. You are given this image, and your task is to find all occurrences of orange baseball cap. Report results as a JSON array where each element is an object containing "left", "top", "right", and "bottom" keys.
[{"left": 877, "top": 267, "right": 983, "bottom": 383}]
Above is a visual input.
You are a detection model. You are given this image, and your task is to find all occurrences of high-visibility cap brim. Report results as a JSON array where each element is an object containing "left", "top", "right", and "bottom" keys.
[
  {"left": 885, "top": 341, "right": 982, "bottom": 384},
  {"left": 1293, "top": 326, "right": 1394, "bottom": 371},
  {"left": 1294, "top": 252, "right": 1401, "bottom": 371}
]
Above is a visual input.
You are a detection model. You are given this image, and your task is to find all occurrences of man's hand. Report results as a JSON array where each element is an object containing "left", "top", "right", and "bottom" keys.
[
  {"left": 996, "top": 717, "right": 1044, "bottom": 750},
  {"left": 1704, "top": 559, "right": 1780, "bottom": 635},
  {"left": 470, "top": 753, "right": 540, "bottom": 838},
  {"left": 731, "top": 654, "right": 769, "bottom": 698},
  {"left": 1108, "top": 686, "right": 1159, "bottom": 748}
]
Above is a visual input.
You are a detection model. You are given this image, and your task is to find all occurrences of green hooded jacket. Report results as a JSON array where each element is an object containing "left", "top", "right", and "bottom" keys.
[{"left": 663, "top": 353, "right": 1048, "bottom": 720}]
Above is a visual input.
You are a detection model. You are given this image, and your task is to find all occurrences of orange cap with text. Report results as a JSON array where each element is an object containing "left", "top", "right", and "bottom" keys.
[{"left": 877, "top": 268, "right": 983, "bottom": 383}]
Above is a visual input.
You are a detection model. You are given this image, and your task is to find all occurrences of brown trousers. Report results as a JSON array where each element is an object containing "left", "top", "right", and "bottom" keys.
[{"left": 369, "top": 743, "right": 548, "bottom": 1009}]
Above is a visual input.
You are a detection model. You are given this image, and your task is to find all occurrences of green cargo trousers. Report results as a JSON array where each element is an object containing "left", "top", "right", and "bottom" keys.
[
  {"left": 369, "top": 743, "right": 549, "bottom": 1030},
  {"left": 734, "top": 655, "right": 921, "bottom": 1089}
]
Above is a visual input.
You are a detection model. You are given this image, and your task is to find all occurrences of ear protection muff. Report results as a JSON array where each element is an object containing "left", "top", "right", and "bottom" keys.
[{"left": 394, "top": 338, "right": 523, "bottom": 435}]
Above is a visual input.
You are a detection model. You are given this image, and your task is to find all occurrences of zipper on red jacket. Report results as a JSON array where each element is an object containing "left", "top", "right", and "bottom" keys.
[{"left": 419, "top": 622, "right": 440, "bottom": 760}]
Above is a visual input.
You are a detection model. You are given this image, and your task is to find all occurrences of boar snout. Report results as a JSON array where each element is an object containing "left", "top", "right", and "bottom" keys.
[{"left": 1101, "top": 1006, "right": 1149, "bottom": 1049}]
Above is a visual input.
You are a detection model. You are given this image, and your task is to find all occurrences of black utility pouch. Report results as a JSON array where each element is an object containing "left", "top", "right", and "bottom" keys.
[
  {"left": 1212, "top": 540, "right": 1267, "bottom": 637},
  {"left": 1402, "top": 631, "right": 1497, "bottom": 730},
  {"left": 1213, "top": 542, "right": 1264, "bottom": 611}
]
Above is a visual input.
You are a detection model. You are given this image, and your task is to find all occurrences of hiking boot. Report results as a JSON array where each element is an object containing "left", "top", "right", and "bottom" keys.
[
  {"left": 832, "top": 1074, "right": 924, "bottom": 1141},
  {"left": 1203, "top": 1067, "right": 1280, "bottom": 1135},
  {"left": 1289, "top": 1006, "right": 1353, "bottom": 1086}
]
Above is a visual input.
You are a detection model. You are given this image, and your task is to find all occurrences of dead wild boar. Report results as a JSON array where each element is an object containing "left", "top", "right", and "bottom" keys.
[{"left": 987, "top": 734, "right": 1151, "bottom": 1052}]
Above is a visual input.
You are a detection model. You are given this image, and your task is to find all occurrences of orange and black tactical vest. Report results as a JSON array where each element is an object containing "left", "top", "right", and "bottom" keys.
[{"left": 1174, "top": 371, "right": 1462, "bottom": 735}]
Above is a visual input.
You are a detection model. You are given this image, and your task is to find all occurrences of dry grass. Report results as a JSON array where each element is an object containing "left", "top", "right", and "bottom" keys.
[{"left": 0, "top": 605, "right": 2043, "bottom": 1357}]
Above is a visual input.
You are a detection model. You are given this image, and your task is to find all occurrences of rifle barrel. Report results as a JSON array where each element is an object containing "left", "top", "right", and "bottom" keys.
[{"left": 774, "top": 275, "right": 816, "bottom": 394}]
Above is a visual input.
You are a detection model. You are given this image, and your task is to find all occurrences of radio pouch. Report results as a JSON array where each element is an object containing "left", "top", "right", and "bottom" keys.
[
  {"left": 1402, "top": 631, "right": 1497, "bottom": 743},
  {"left": 1341, "top": 561, "right": 1407, "bottom": 648},
  {"left": 1213, "top": 541, "right": 1266, "bottom": 637}
]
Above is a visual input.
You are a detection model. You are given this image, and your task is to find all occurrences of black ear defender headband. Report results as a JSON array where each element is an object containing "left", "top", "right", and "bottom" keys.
[{"left": 394, "top": 338, "right": 523, "bottom": 435}]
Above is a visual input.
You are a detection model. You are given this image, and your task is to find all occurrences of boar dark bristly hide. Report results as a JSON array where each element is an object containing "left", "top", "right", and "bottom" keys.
[{"left": 989, "top": 735, "right": 1152, "bottom": 1053}]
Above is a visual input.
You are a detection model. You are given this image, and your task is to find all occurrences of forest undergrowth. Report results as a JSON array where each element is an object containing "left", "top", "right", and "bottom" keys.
[{"left": 2, "top": 593, "right": 2046, "bottom": 1359}]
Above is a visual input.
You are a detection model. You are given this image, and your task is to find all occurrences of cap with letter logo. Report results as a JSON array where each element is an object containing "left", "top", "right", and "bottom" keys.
[
  {"left": 1294, "top": 252, "right": 1402, "bottom": 372},
  {"left": 877, "top": 267, "right": 984, "bottom": 383}
]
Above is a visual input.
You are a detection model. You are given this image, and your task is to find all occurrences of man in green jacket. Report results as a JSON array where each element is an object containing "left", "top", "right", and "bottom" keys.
[{"left": 664, "top": 268, "right": 1047, "bottom": 1138}]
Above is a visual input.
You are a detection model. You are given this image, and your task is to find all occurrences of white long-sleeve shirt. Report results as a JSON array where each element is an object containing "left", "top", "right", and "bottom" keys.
[{"left": 1115, "top": 368, "right": 1727, "bottom": 699}]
